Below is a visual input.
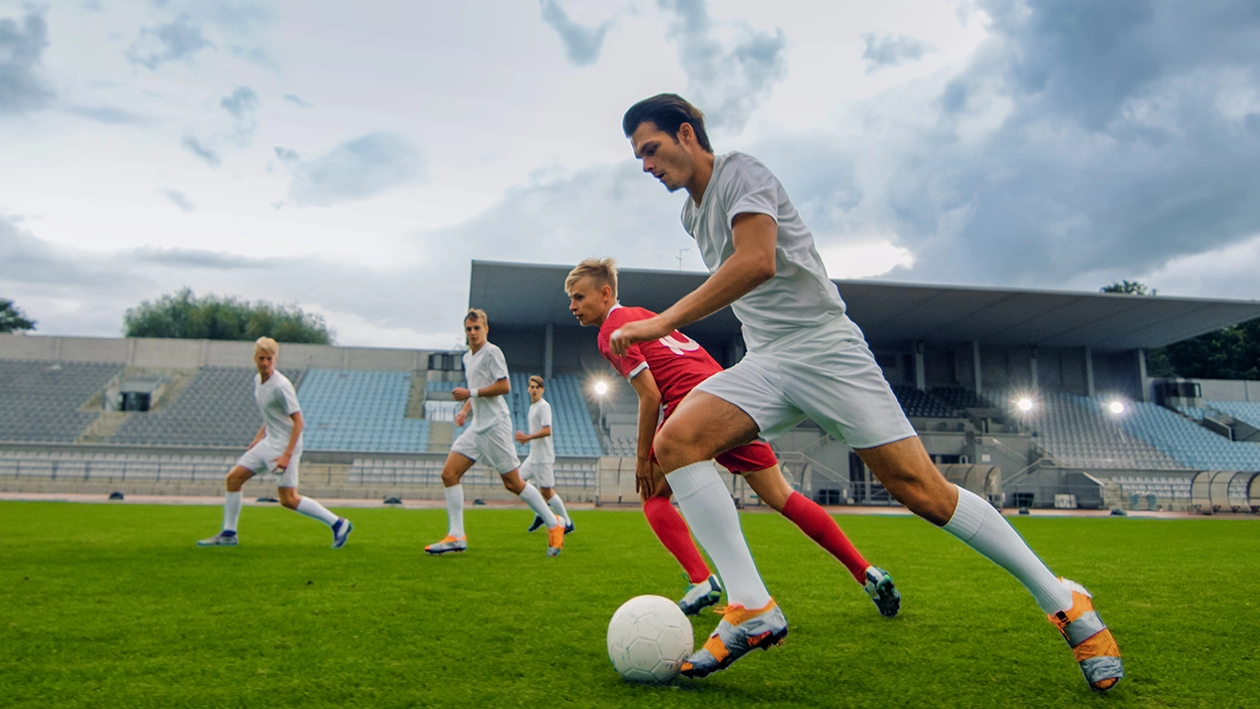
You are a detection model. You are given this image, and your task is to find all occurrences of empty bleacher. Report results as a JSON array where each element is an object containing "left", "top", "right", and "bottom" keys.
[
  {"left": 300, "top": 370, "right": 429, "bottom": 452},
  {"left": 891, "top": 386, "right": 958, "bottom": 418},
  {"left": 448, "top": 373, "right": 601, "bottom": 458},
  {"left": 1202, "top": 401, "right": 1260, "bottom": 430},
  {"left": 1031, "top": 392, "right": 1184, "bottom": 470},
  {"left": 110, "top": 367, "right": 305, "bottom": 447},
  {"left": 1120, "top": 401, "right": 1260, "bottom": 470},
  {"left": 0, "top": 361, "right": 123, "bottom": 443},
  {"left": 0, "top": 449, "right": 235, "bottom": 483},
  {"left": 931, "top": 386, "right": 995, "bottom": 409}
]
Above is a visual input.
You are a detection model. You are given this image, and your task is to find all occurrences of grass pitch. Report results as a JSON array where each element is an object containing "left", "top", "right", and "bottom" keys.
[{"left": 2, "top": 502, "right": 1257, "bottom": 708}]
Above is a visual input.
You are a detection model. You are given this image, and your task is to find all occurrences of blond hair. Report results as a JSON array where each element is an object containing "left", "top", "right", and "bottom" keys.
[
  {"left": 528, "top": 375, "right": 545, "bottom": 389},
  {"left": 254, "top": 336, "right": 279, "bottom": 355},
  {"left": 465, "top": 308, "right": 488, "bottom": 326},
  {"left": 565, "top": 258, "right": 618, "bottom": 297}
]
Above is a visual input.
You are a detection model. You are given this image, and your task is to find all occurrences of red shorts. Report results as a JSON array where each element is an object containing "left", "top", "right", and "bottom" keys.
[{"left": 649, "top": 400, "right": 779, "bottom": 473}]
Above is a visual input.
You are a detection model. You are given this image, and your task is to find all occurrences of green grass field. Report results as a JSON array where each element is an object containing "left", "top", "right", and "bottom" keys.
[{"left": 2, "top": 501, "right": 1258, "bottom": 708}]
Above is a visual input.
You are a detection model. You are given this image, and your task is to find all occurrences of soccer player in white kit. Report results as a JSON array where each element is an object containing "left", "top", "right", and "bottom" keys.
[
  {"left": 424, "top": 310, "right": 566, "bottom": 557},
  {"left": 198, "top": 337, "right": 353, "bottom": 548},
  {"left": 516, "top": 376, "right": 575, "bottom": 534},
  {"left": 614, "top": 94, "right": 1123, "bottom": 689}
]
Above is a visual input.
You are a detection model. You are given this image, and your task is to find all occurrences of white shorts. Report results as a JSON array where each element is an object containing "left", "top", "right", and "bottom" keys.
[
  {"left": 450, "top": 420, "right": 521, "bottom": 475},
  {"left": 519, "top": 456, "right": 555, "bottom": 488},
  {"left": 237, "top": 441, "right": 301, "bottom": 488},
  {"left": 695, "top": 331, "right": 916, "bottom": 450}
]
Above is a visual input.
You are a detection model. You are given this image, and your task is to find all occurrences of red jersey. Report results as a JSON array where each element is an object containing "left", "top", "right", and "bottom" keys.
[{"left": 598, "top": 305, "right": 722, "bottom": 414}]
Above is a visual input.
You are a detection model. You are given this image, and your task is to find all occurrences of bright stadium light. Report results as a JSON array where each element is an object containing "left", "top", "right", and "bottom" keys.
[
  {"left": 1016, "top": 398, "right": 1034, "bottom": 413},
  {"left": 592, "top": 380, "right": 609, "bottom": 397},
  {"left": 1108, "top": 400, "right": 1125, "bottom": 415}
]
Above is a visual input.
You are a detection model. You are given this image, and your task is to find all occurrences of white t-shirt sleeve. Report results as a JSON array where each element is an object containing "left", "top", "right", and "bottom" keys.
[
  {"left": 539, "top": 401, "right": 552, "bottom": 428},
  {"left": 490, "top": 347, "right": 509, "bottom": 381},
  {"left": 280, "top": 380, "right": 301, "bottom": 415},
  {"left": 723, "top": 155, "right": 780, "bottom": 228}
]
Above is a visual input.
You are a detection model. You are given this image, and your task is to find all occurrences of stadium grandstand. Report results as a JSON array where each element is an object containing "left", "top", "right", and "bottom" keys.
[{"left": 4, "top": 259, "right": 1260, "bottom": 514}]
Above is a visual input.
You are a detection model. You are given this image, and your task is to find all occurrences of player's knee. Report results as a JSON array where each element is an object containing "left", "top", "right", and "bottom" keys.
[
  {"left": 278, "top": 491, "right": 300, "bottom": 509},
  {"left": 440, "top": 469, "right": 461, "bottom": 486},
  {"left": 654, "top": 425, "right": 707, "bottom": 466}
]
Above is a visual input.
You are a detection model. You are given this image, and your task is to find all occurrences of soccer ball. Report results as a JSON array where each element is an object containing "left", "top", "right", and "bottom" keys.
[{"left": 606, "top": 594, "right": 694, "bottom": 684}]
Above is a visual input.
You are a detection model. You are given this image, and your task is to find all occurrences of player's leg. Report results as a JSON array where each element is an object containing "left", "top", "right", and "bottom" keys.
[
  {"left": 520, "top": 460, "right": 547, "bottom": 532},
  {"left": 276, "top": 457, "right": 352, "bottom": 549},
  {"left": 426, "top": 450, "right": 475, "bottom": 554},
  {"left": 654, "top": 390, "right": 788, "bottom": 677},
  {"left": 739, "top": 460, "right": 899, "bottom": 617},
  {"left": 536, "top": 462, "right": 573, "bottom": 532},
  {"left": 641, "top": 465, "right": 721, "bottom": 614},
  {"left": 501, "top": 469, "right": 564, "bottom": 557},
  {"left": 198, "top": 464, "right": 254, "bottom": 546}
]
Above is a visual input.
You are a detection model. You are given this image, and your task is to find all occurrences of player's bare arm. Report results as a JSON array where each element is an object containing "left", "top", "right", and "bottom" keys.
[
  {"left": 453, "top": 377, "right": 510, "bottom": 401},
  {"left": 611, "top": 213, "right": 777, "bottom": 355},
  {"left": 629, "top": 368, "right": 663, "bottom": 499},
  {"left": 276, "top": 411, "right": 303, "bottom": 471},
  {"left": 515, "top": 425, "right": 551, "bottom": 444}
]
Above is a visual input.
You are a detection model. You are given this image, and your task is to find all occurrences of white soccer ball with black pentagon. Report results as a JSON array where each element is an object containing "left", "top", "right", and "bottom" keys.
[{"left": 606, "top": 594, "right": 694, "bottom": 683}]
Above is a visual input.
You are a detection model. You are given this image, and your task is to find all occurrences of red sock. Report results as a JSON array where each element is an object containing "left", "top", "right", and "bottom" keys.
[
  {"left": 781, "top": 491, "right": 869, "bottom": 584},
  {"left": 643, "top": 496, "right": 711, "bottom": 584}
]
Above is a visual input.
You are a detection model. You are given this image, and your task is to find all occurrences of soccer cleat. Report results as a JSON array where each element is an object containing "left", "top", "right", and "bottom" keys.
[
  {"left": 680, "top": 599, "right": 788, "bottom": 679},
  {"left": 331, "top": 517, "right": 354, "bottom": 549},
  {"left": 527, "top": 515, "right": 546, "bottom": 533},
  {"left": 564, "top": 520, "right": 575, "bottom": 535},
  {"left": 196, "top": 531, "right": 238, "bottom": 547},
  {"left": 1048, "top": 578, "right": 1124, "bottom": 692},
  {"left": 424, "top": 535, "right": 468, "bottom": 555},
  {"left": 678, "top": 574, "right": 723, "bottom": 616},
  {"left": 863, "top": 566, "right": 901, "bottom": 618},
  {"left": 546, "top": 515, "right": 565, "bottom": 557}
]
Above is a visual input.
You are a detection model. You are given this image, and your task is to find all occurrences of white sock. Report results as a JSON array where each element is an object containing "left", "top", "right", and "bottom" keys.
[
  {"left": 294, "top": 496, "right": 338, "bottom": 527},
  {"left": 223, "top": 490, "right": 242, "bottom": 533},
  {"left": 547, "top": 493, "right": 571, "bottom": 525},
  {"left": 445, "top": 484, "right": 465, "bottom": 538},
  {"left": 943, "top": 486, "right": 1073, "bottom": 614},
  {"left": 666, "top": 461, "right": 771, "bottom": 609},
  {"left": 518, "top": 482, "right": 558, "bottom": 529}
]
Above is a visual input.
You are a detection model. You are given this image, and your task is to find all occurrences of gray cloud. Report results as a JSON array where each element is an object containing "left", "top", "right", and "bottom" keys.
[
  {"left": 655, "top": 0, "right": 787, "bottom": 132},
  {"left": 219, "top": 85, "right": 257, "bottom": 119},
  {"left": 539, "top": 0, "right": 613, "bottom": 67},
  {"left": 861, "top": 32, "right": 936, "bottom": 72},
  {"left": 180, "top": 135, "right": 221, "bottom": 166},
  {"left": 283, "top": 93, "right": 311, "bottom": 108},
  {"left": 792, "top": 0, "right": 1260, "bottom": 292},
  {"left": 126, "top": 15, "right": 213, "bottom": 70},
  {"left": 0, "top": 10, "right": 54, "bottom": 114},
  {"left": 160, "top": 189, "right": 196, "bottom": 213},
  {"left": 282, "top": 132, "right": 426, "bottom": 206},
  {"left": 63, "top": 104, "right": 151, "bottom": 125}
]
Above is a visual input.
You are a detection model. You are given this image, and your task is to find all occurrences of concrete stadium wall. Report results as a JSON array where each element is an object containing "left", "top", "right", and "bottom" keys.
[
  {"left": 0, "top": 334, "right": 432, "bottom": 372},
  {"left": 1195, "top": 379, "right": 1260, "bottom": 402}
]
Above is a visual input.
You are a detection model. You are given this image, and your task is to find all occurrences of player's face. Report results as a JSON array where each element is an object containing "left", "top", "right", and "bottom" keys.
[
  {"left": 253, "top": 349, "right": 275, "bottom": 377},
  {"left": 630, "top": 122, "right": 693, "bottom": 193},
  {"left": 527, "top": 382, "right": 543, "bottom": 403},
  {"left": 568, "top": 277, "right": 611, "bottom": 327},
  {"left": 465, "top": 319, "right": 487, "bottom": 349}
]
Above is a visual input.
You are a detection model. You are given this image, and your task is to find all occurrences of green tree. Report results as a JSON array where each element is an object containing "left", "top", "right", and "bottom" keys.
[
  {"left": 123, "top": 288, "right": 334, "bottom": 344},
  {"left": 0, "top": 299, "right": 36, "bottom": 333},
  {"left": 1101, "top": 280, "right": 1157, "bottom": 295}
]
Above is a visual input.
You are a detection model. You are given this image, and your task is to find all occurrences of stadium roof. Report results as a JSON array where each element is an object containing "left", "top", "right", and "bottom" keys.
[{"left": 469, "top": 261, "right": 1260, "bottom": 352}]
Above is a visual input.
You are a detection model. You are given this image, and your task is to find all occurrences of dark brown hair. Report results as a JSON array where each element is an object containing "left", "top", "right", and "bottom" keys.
[{"left": 622, "top": 93, "right": 712, "bottom": 153}]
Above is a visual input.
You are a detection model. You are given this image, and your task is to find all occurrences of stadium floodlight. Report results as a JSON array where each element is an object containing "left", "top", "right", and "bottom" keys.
[
  {"left": 1107, "top": 400, "right": 1125, "bottom": 415},
  {"left": 1016, "top": 398, "right": 1034, "bottom": 413},
  {"left": 592, "top": 379, "right": 610, "bottom": 397}
]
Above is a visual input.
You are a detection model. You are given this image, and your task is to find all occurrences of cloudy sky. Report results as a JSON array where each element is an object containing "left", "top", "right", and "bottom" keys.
[{"left": 3, "top": 0, "right": 1259, "bottom": 348}]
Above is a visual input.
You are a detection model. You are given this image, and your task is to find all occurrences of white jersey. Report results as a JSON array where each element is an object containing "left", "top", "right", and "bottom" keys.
[
  {"left": 526, "top": 398, "right": 555, "bottom": 463},
  {"left": 682, "top": 151, "right": 862, "bottom": 353},
  {"left": 462, "top": 342, "right": 512, "bottom": 432},
  {"left": 254, "top": 371, "right": 303, "bottom": 450}
]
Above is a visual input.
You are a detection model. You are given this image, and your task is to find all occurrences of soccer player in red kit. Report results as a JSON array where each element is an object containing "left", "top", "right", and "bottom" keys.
[{"left": 566, "top": 258, "right": 900, "bottom": 618}]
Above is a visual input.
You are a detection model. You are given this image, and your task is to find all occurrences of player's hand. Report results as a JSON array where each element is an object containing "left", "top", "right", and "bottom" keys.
[
  {"left": 635, "top": 458, "right": 655, "bottom": 499},
  {"left": 455, "top": 411, "right": 467, "bottom": 427},
  {"left": 610, "top": 316, "right": 671, "bottom": 356},
  {"left": 452, "top": 387, "right": 470, "bottom": 401},
  {"left": 274, "top": 453, "right": 291, "bottom": 471},
  {"left": 514, "top": 431, "right": 529, "bottom": 444}
]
